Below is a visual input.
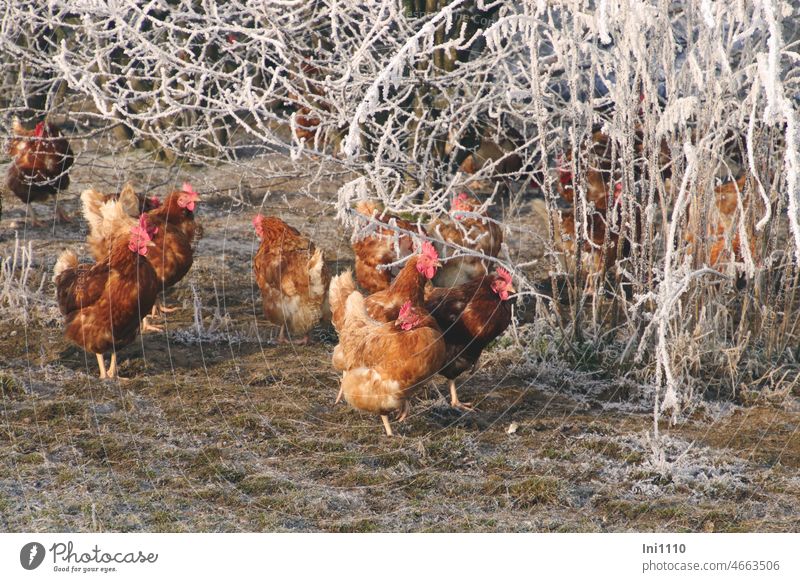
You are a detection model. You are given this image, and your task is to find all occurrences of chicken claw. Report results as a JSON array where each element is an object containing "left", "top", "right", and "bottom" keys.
[
  {"left": 277, "top": 326, "right": 309, "bottom": 345},
  {"left": 397, "top": 400, "right": 410, "bottom": 422},
  {"left": 55, "top": 207, "right": 73, "bottom": 223},
  {"left": 105, "top": 352, "right": 129, "bottom": 381},
  {"left": 141, "top": 317, "right": 165, "bottom": 333},
  {"left": 449, "top": 379, "right": 474, "bottom": 411}
]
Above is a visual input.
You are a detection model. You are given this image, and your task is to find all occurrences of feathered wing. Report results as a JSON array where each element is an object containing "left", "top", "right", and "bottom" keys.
[
  {"left": 429, "top": 213, "right": 502, "bottom": 288},
  {"left": 53, "top": 250, "right": 109, "bottom": 316},
  {"left": 353, "top": 238, "right": 393, "bottom": 293}
]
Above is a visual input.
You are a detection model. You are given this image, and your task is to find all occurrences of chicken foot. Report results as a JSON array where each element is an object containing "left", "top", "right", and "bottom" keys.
[
  {"left": 142, "top": 297, "right": 177, "bottom": 332},
  {"left": 141, "top": 314, "right": 165, "bottom": 333},
  {"left": 105, "top": 352, "right": 128, "bottom": 381},
  {"left": 55, "top": 205, "right": 73, "bottom": 223},
  {"left": 277, "top": 325, "right": 309, "bottom": 345},
  {"left": 449, "top": 379, "right": 474, "bottom": 411},
  {"left": 24, "top": 205, "right": 45, "bottom": 229}
]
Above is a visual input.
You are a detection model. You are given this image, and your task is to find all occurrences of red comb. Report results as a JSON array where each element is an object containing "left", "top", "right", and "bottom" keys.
[
  {"left": 496, "top": 267, "right": 512, "bottom": 283},
  {"left": 421, "top": 241, "right": 438, "bottom": 259}
]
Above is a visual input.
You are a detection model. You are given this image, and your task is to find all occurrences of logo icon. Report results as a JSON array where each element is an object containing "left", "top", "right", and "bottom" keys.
[{"left": 20, "top": 542, "right": 45, "bottom": 570}]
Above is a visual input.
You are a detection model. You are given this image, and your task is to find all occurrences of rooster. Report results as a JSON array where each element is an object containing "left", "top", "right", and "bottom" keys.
[
  {"left": 424, "top": 268, "right": 515, "bottom": 410},
  {"left": 54, "top": 214, "right": 159, "bottom": 379},
  {"left": 363, "top": 240, "right": 441, "bottom": 323},
  {"left": 351, "top": 199, "right": 428, "bottom": 294},
  {"left": 82, "top": 183, "right": 200, "bottom": 332},
  {"left": 428, "top": 192, "right": 503, "bottom": 288},
  {"left": 5, "top": 118, "right": 75, "bottom": 226},
  {"left": 329, "top": 271, "right": 445, "bottom": 436},
  {"left": 253, "top": 214, "right": 330, "bottom": 344}
]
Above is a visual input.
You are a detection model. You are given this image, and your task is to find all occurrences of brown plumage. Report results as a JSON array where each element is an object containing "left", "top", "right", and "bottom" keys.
[
  {"left": 288, "top": 61, "right": 330, "bottom": 146},
  {"left": 362, "top": 241, "right": 441, "bottom": 323},
  {"left": 82, "top": 184, "right": 162, "bottom": 260},
  {"left": 555, "top": 208, "right": 619, "bottom": 287},
  {"left": 53, "top": 217, "right": 159, "bottom": 379},
  {"left": 145, "top": 187, "right": 199, "bottom": 289},
  {"left": 685, "top": 174, "right": 759, "bottom": 270},
  {"left": 352, "top": 200, "right": 428, "bottom": 294},
  {"left": 329, "top": 271, "right": 445, "bottom": 436},
  {"left": 428, "top": 192, "right": 503, "bottom": 288},
  {"left": 447, "top": 127, "right": 523, "bottom": 189},
  {"left": 253, "top": 215, "right": 330, "bottom": 344},
  {"left": 424, "top": 269, "right": 515, "bottom": 409},
  {"left": 82, "top": 183, "right": 200, "bottom": 332},
  {"left": 81, "top": 184, "right": 161, "bottom": 239},
  {"left": 557, "top": 165, "right": 617, "bottom": 212},
  {"left": 5, "top": 119, "right": 75, "bottom": 224}
]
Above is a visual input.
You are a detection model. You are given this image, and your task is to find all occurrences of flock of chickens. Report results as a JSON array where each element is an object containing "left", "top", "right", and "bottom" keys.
[
  {"left": 4, "top": 116, "right": 760, "bottom": 435},
  {"left": 251, "top": 192, "right": 515, "bottom": 436},
  {"left": 4, "top": 118, "right": 517, "bottom": 436}
]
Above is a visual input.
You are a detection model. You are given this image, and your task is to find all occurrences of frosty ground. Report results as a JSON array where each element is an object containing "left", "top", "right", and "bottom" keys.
[{"left": 1, "top": 145, "right": 799, "bottom": 532}]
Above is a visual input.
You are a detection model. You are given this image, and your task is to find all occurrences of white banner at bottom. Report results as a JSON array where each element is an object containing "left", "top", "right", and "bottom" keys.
[{"left": 0, "top": 533, "right": 797, "bottom": 581}]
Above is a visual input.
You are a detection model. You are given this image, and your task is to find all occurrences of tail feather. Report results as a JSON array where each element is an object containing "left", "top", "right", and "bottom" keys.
[
  {"left": 307, "top": 248, "right": 332, "bottom": 322},
  {"left": 328, "top": 270, "right": 357, "bottom": 331},
  {"left": 117, "top": 182, "right": 141, "bottom": 218},
  {"left": 81, "top": 188, "right": 107, "bottom": 237},
  {"left": 340, "top": 368, "right": 403, "bottom": 415},
  {"left": 53, "top": 250, "right": 78, "bottom": 283},
  {"left": 307, "top": 247, "right": 326, "bottom": 300}
]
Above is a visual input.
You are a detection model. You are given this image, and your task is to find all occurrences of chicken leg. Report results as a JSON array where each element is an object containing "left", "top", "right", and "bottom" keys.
[
  {"left": 381, "top": 415, "right": 394, "bottom": 437},
  {"left": 397, "top": 400, "right": 410, "bottom": 422},
  {"left": 105, "top": 352, "right": 127, "bottom": 380},
  {"left": 25, "top": 205, "right": 45, "bottom": 229},
  {"left": 155, "top": 300, "right": 179, "bottom": 314},
  {"left": 55, "top": 205, "right": 73, "bottom": 223},
  {"left": 449, "top": 379, "right": 474, "bottom": 411},
  {"left": 277, "top": 325, "right": 309, "bottom": 345},
  {"left": 95, "top": 353, "right": 107, "bottom": 379}
]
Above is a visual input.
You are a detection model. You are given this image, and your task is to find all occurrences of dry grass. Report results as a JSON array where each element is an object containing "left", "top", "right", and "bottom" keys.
[{"left": 1, "top": 147, "right": 799, "bottom": 532}]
